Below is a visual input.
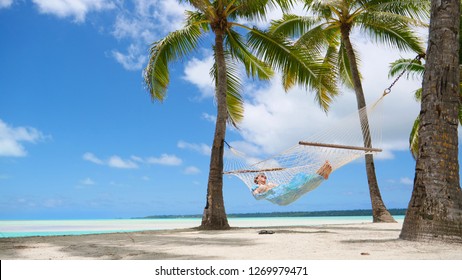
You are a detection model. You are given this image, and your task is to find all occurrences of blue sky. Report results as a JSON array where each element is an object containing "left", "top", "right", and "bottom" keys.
[{"left": 0, "top": 0, "right": 438, "bottom": 220}]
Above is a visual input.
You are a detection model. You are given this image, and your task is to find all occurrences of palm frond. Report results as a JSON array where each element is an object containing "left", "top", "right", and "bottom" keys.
[
  {"left": 296, "top": 23, "right": 340, "bottom": 57},
  {"left": 304, "top": 0, "right": 335, "bottom": 19},
  {"left": 459, "top": 105, "right": 462, "bottom": 126},
  {"left": 281, "top": 69, "right": 297, "bottom": 90},
  {"left": 179, "top": 0, "right": 217, "bottom": 19},
  {"left": 231, "top": 0, "right": 273, "bottom": 22},
  {"left": 185, "top": 10, "right": 211, "bottom": 32},
  {"left": 269, "top": 14, "right": 318, "bottom": 38},
  {"left": 269, "top": 0, "right": 297, "bottom": 12},
  {"left": 366, "top": 0, "right": 430, "bottom": 22},
  {"left": 314, "top": 43, "right": 340, "bottom": 110},
  {"left": 409, "top": 115, "right": 419, "bottom": 160},
  {"left": 144, "top": 24, "right": 203, "bottom": 102},
  {"left": 388, "top": 58, "right": 424, "bottom": 80},
  {"left": 226, "top": 29, "right": 274, "bottom": 80},
  {"left": 210, "top": 51, "right": 245, "bottom": 127},
  {"left": 413, "top": 88, "right": 422, "bottom": 101},
  {"left": 337, "top": 41, "right": 361, "bottom": 89},
  {"left": 247, "top": 27, "right": 338, "bottom": 109},
  {"left": 280, "top": 46, "right": 338, "bottom": 111},
  {"left": 228, "top": 0, "right": 295, "bottom": 21},
  {"left": 357, "top": 13, "right": 425, "bottom": 54}
]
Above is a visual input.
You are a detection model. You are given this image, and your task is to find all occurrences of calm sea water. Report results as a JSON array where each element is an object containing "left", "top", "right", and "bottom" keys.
[{"left": 0, "top": 215, "right": 404, "bottom": 238}]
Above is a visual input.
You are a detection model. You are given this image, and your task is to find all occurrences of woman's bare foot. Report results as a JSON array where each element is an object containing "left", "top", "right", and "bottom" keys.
[{"left": 317, "top": 161, "right": 333, "bottom": 179}]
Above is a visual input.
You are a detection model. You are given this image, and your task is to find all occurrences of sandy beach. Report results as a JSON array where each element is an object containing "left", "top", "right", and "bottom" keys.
[{"left": 1, "top": 221, "right": 461, "bottom": 260}]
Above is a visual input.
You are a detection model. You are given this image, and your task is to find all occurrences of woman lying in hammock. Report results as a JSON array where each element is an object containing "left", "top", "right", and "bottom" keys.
[{"left": 251, "top": 161, "right": 333, "bottom": 206}]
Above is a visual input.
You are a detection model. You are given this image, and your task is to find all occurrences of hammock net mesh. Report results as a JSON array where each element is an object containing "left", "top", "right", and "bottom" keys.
[{"left": 223, "top": 95, "right": 385, "bottom": 205}]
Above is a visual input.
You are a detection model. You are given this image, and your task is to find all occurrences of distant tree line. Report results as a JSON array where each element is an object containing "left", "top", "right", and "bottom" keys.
[{"left": 136, "top": 208, "right": 407, "bottom": 219}]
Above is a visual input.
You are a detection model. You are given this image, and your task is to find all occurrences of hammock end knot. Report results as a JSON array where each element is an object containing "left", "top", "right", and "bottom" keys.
[{"left": 383, "top": 88, "right": 391, "bottom": 97}]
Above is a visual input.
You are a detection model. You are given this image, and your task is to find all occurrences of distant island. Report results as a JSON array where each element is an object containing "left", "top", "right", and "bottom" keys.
[{"left": 134, "top": 208, "right": 407, "bottom": 219}]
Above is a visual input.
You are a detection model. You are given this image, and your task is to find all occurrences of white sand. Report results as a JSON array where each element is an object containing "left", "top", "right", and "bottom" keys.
[{"left": 1, "top": 222, "right": 461, "bottom": 260}]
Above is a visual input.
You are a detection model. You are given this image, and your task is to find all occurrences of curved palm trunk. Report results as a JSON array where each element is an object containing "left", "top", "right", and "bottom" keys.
[
  {"left": 340, "top": 26, "right": 396, "bottom": 223},
  {"left": 199, "top": 29, "right": 230, "bottom": 230},
  {"left": 400, "top": 0, "right": 462, "bottom": 242}
]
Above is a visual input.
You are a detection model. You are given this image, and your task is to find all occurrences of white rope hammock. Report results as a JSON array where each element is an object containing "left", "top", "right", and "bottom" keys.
[{"left": 224, "top": 94, "right": 386, "bottom": 205}]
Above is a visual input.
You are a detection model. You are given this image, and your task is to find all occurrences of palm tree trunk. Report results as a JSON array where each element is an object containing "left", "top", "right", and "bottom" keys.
[
  {"left": 400, "top": 0, "right": 462, "bottom": 242},
  {"left": 199, "top": 29, "right": 230, "bottom": 230},
  {"left": 340, "top": 26, "right": 396, "bottom": 223}
]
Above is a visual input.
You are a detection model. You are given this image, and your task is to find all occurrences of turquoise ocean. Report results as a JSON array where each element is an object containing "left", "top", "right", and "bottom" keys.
[{"left": 0, "top": 215, "right": 404, "bottom": 238}]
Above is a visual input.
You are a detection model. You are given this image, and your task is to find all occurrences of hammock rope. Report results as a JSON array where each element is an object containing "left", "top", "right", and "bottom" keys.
[
  {"left": 224, "top": 94, "right": 386, "bottom": 205},
  {"left": 223, "top": 55, "right": 423, "bottom": 206}
]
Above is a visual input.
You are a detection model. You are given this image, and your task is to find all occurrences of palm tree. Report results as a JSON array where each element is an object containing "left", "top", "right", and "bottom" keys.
[
  {"left": 144, "top": 0, "right": 335, "bottom": 230},
  {"left": 389, "top": 10, "right": 462, "bottom": 159},
  {"left": 389, "top": 60, "right": 462, "bottom": 159},
  {"left": 270, "top": 0, "right": 429, "bottom": 222},
  {"left": 400, "top": 0, "right": 462, "bottom": 242}
]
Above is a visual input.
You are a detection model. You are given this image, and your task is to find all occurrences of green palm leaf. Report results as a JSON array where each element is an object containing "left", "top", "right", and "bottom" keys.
[
  {"left": 185, "top": 10, "right": 211, "bottom": 32},
  {"left": 248, "top": 27, "right": 337, "bottom": 106},
  {"left": 409, "top": 115, "right": 419, "bottom": 160},
  {"left": 144, "top": 24, "right": 203, "bottom": 102},
  {"left": 395, "top": 58, "right": 462, "bottom": 159},
  {"left": 180, "top": 0, "right": 217, "bottom": 19},
  {"left": 144, "top": 0, "right": 336, "bottom": 230},
  {"left": 210, "top": 51, "right": 245, "bottom": 127},
  {"left": 231, "top": 0, "right": 272, "bottom": 21},
  {"left": 226, "top": 29, "right": 274, "bottom": 80},
  {"left": 388, "top": 58, "right": 424, "bottom": 80},
  {"left": 297, "top": 24, "right": 340, "bottom": 54},
  {"left": 357, "top": 13, "right": 425, "bottom": 54},
  {"left": 231, "top": 0, "right": 295, "bottom": 21},
  {"left": 273, "top": 0, "right": 431, "bottom": 223},
  {"left": 366, "top": 0, "right": 430, "bottom": 22},
  {"left": 305, "top": 0, "right": 335, "bottom": 18},
  {"left": 269, "top": 14, "right": 318, "bottom": 38},
  {"left": 338, "top": 41, "right": 361, "bottom": 89}
]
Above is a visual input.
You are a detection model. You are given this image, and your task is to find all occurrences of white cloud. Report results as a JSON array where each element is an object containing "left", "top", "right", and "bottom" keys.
[
  {"left": 168, "top": 5, "right": 424, "bottom": 163},
  {"left": 83, "top": 152, "right": 138, "bottom": 169},
  {"left": 0, "top": 119, "right": 47, "bottom": 157},
  {"left": 177, "top": 140, "right": 211, "bottom": 156},
  {"left": 146, "top": 154, "right": 182, "bottom": 166},
  {"left": 82, "top": 152, "right": 104, "bottom": 165},
  {"left": 112, "top": 13, "right": 154, "bottom": 42},
  {"left": 201, "top": 113, "right": 216, "bottom": 123},
  {"left": 83, "top": 152, "right": 184, "bottom": 168},
  {"left": 43, "top": 198, "right": 63, "bottom": 208},
  {"left": 112, "top": 44, "right": 147, "bottom": 71},
  {"left": 80, "top": 177, "right": 95, "bottom": 185},
  {"left": 225, "top": 39, "right": 422, "bottom": 161},
  {"left": 108, "top": 155, "right": 138, "bottom": 169},
  {"left": 184, "top": 166, "right": 200, "bottom": 175},
  {"left": 109, "top": 0, "right": 298, "bottom": 71},
  {"left": 0, "top": 0, "right": 13, "bottom": 9},
  {"left": 183, "top": 55, "right": 215, "bottom": 98},
  {"left": 17, "top": 198, "right": 36, "bottom": 207},
  {"left": 130, "top": 155, "right": 143, "bottom": 162},
  {"left": 27, "top": 1, "right": 167, "bottom": 70},
  {"left": 32, "top": 0, "right": 115, "bottom": 23},
  {"left": 110, "top": 0, "right": 190, "bottom": 70},
  {"left": 400, "top": 177, "right": 414, "bottom": 185}
]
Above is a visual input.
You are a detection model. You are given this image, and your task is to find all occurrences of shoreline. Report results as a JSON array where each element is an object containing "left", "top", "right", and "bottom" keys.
[
  {"left": 0, "top": 216, "right": 398, "bottom": 238},
  {"left": 1, "top": 221, "right": 461, "bottom": 260}
]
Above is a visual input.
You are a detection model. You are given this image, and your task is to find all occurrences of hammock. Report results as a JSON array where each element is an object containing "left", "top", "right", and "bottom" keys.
[{"left": 224, "top": 95, "right": 385, "bottom": 206}]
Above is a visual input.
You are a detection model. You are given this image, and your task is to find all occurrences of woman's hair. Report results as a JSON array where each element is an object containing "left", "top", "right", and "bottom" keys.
[{"left": 254, "top": 173, "right": 266, "bottom": 184}]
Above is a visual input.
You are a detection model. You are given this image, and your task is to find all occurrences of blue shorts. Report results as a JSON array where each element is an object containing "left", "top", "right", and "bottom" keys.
[{"left": 253, "top": 173, "right": 324, "bottom": 206}]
